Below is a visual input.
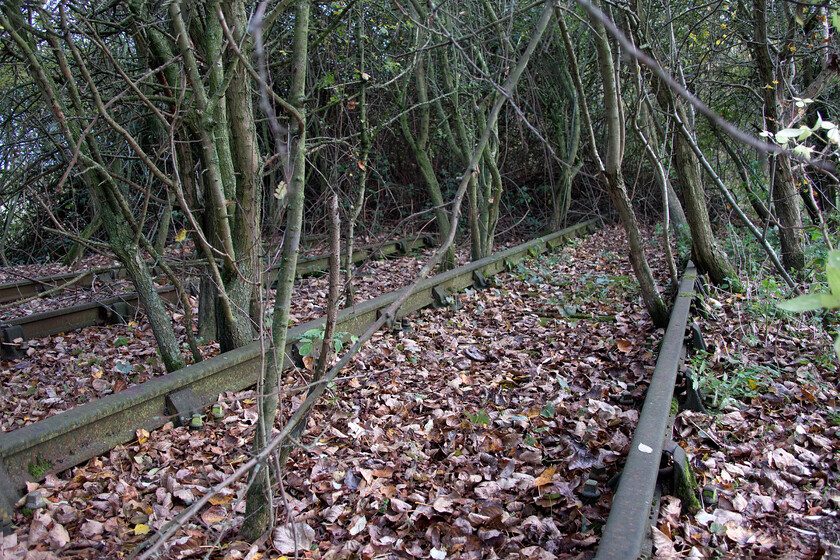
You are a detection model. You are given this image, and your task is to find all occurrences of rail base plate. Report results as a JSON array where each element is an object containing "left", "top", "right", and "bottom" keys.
[
  {"left": 166, "top": 387, "right": 204, "bottom": 427},
  {"left": 0, "top": 461, "right": 19, "bottom": 535}
]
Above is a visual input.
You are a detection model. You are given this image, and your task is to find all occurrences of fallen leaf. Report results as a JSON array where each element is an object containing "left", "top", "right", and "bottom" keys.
[
  {"left": 432, "top": 495, "right": 456, "bottom": 514},
  {"left": 201, "top": 505, "right": 227, "bottom": 525},
  {"left": 651, "top": 526, "right": 678, "bottom": 559},
  {"left": 273, "top": 522, "right": 315, "bottom": 554},
  {"left": 463, "top": 346, "right": 487, "bottom": 361},
  {"left": 348, "top": 515, "right": 367, "bottom": 536},
  {"left": 534, "top": 466, "right": 555, "bottom": 487},
  {"left": 209, "top": 494, "right": 233, "bottom": 506},
  {"left": 80, "top": 519, "right": 104, "bottom": 538},
  {"left": 48, "top": 523, "right": 70, "bottom": 548}
]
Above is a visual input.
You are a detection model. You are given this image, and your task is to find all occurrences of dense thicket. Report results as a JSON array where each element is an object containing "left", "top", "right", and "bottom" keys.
[{"left": 1, "top": 0, "right": 838, "bottom": 540}]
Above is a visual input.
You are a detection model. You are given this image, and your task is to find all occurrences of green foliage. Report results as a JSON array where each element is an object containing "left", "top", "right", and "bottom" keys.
[
  {"left": 540, "top": 401, "right": 556, "bottom": 419},
  {"left": 691, "top": 352, "right": 781, "bottom": 409},
  {"left": 760, "top": 106, "right": 840, "bottom": 160},
  {"left": 297, "top": 327, "right": 358, "bottom": 357},
  {"left": 779, "top": 250, "right": 840, "bottom": 359},
  {"left": 113, "top": 336, "right": 130, "bottom": 348},
  {"left": 466, "top": 409, "right": 491, "bottom": 427}
]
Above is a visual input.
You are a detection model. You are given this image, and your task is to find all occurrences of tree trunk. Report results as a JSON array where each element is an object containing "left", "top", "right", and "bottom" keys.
[
  {"left": 752, "top": 0, "right": 805, "bottom": 272},
  {"left": 585, "top": 5, "right": 669, "bottom": 326},
  {"left": 344, "top": 13, "right": 371, "bottom": 307},
  {"left": 671, "top": 128, "right": 737, "bottom": 285},
  {"left": 104, "top": 202, "right": 185, "bottom": 372},
  {"left": 221, "top": 0, "right": 263, "bottom": 350},
  {"left": 549, "top": 65, "right": 582, "bottom": 231},
  {"left": 241, "top": 0, "right": 311, "bottom": 541},
  {"left": 398, "top": 50, "right": 456, "bottom": 269},
  {"left": 153, "top": 191, "right": 172, "bottom": 256}
]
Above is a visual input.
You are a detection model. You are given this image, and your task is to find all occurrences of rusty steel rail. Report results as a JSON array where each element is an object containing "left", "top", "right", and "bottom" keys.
[
  {"left": 594, "top": 263, "right": 698, "bottom": 560},
  {"left": 0, "top": 268, "right": 126, "bottom": 305},
  {"left": 287, "top": 234, "right": 431, "bottom": 279},
  {"left": 0, "top": 235, "right": 431, "bottom": 305},
  {"left": 0, "top": 220, "right": 598, "bottom": 531},
  {"left": 0, "top": 236, "right": 432, "bottom": 357},
  {"left": 0, "top": 286, "right": 179, "bottom": 356}
]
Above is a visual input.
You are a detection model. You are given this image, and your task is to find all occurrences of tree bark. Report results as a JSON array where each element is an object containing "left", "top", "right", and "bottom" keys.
[
  {"left": 751, "top": 0, "right": 805, "bottom": 272},
  {"left": 241, "top": 0, "right": 311, "bottom": 541},
  {"left": 398, "top": 50, "right": 456, "bottom": 269},
  {"left": 561, "top": 5, "right": 668, "bottom": 326},
  {"left": 0, "top": 5, "right": 186, "bottom": 371}
]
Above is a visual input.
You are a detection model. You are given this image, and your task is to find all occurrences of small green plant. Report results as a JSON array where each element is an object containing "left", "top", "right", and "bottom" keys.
[
  {"left": 779, "top": 249, "right": 840, "bottom": 359},
  {"left": 113, "top": 336, "right": 130, "bottom": 348},
  {"left": 691, "top": 353, "right": 778, "bottom": 408},
  {"left": 297, "top": 328, "right": 358, "bottom": 357},
  {"left": 466, "top": 409, "right": 491, "bottom": 427},
  {"left": 540, "top": 402, "right": 556, "bottom": 419},
  {"left": 28, "top": 457, "right": 52, "bottom": 479},
  {"left": 324, "top": 381, "right": 341, "bottom": 405}
]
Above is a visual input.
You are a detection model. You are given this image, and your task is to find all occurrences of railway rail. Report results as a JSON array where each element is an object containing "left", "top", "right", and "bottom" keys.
[
  {"left": 0, "top": 221, "right": 596, "bottom": 531},
  {"left": 0, "top": 235, "right": 429, "bottom": 305},
  {"left": 594, "top": 263, "right": 701, "bottom": 560},
  {"left": 0, "top": 235, "right": 432, "bottom": 357}
]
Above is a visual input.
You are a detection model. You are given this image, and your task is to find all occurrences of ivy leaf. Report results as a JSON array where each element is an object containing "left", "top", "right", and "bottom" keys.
[{"left": 298, "top": 342, "right": 313, "bottom": 357}]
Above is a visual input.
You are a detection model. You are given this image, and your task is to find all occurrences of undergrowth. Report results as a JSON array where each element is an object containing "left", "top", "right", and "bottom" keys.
[{"left": 691, "top": 224, "right": 838, "bottom": 410}]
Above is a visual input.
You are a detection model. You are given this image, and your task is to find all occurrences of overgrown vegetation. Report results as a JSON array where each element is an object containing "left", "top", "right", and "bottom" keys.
[{"left": 1, "top": 0, "right": 839, "bottom": 557}]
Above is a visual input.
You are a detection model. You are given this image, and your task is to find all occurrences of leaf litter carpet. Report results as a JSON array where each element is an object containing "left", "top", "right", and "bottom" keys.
[
  {"left": 0, "top": 246, "right": 469, "bottom": 432},
  {"left": 2, "top": 225, "right": 838, "bottom": 560}
]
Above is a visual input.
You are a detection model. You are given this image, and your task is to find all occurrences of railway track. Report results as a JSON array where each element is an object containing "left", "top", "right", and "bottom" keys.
[
  {"left": 0, "top": 221, "right": 597, "bottom": 531},
  {"left": 0, "top": 235, "right": 432, "bottom": 357},
  {"left": 594, "top": 263, "right": 702, "bottom": 559},
  {"left": 0, "top": 235, "right": 365, "bottom": 305}
]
